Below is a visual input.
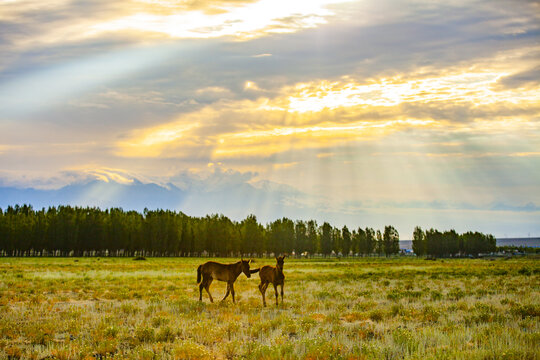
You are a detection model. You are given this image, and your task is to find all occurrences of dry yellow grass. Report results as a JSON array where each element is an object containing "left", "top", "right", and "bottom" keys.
[{"left": 0, "top": 257, "right": 538, "bottom": 359}]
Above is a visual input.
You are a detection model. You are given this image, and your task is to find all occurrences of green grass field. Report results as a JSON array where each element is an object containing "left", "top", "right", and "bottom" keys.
[{"left": 0, "top": 257, "right": 538, "bottom": 359}]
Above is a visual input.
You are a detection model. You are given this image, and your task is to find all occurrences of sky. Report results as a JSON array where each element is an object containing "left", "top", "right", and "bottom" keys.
[{"left": 1, "top": 0, "right": 539, "bottom": 238}]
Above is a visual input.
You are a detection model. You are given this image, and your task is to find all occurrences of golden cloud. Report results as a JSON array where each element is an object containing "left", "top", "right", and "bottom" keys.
[
  {"left": 115, "top": 52, "right": 540, "bottom": 160},
  {"left": 116, "top": 118, "right": 201, "bottom": 157},
  {"left": 1, "top": 0, "right": 353, "bottom": 52}
]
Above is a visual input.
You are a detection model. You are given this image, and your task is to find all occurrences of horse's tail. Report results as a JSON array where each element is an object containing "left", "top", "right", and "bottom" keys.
[
  {"left": 250, "top": 267, "right": 260, "bottom": 274},
  {"left": 197, "top": 265, "right": 202, "bottom": 283}
]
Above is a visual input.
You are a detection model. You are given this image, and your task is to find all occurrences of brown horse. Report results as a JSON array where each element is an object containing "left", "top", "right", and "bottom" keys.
[
  {"left": 254, "top": 255, "right": 286, "bottom": 306},
  {"left": 197, "top": 259, "right": 252, "bottom": 303}
]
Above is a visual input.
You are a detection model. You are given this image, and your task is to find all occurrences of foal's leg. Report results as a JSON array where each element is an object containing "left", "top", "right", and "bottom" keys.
[
  {"left": 280, "top": 282, "right": 284, "bottom": 303},
  {"left": 259, "top": 282, "right": 267, "bottom": 306},
  {"left": 230, "top": 282, "right": 236, "bottom": 303},
  {"left": 204, "top": 277, "right": 214, "bottom": 303},
  {"left": 273, "top": 283, "right": 279, "bottom": 305},
  {"left": 222, "top": 282, "right": 230, "bottom": 302},
  {"left": 199, "top": 282, "right": 204, "bottom": 301}
]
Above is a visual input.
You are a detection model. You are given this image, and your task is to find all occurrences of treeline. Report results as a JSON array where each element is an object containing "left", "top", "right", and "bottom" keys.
[
  {"left": 412, "top": 226, "right": 496, "bottom": 257},
  {"left": 0, "top": 205, "right": 400, "bottom": 257},
  {"left": 0, "top": 205, "right": 496, "bottom": 258}
]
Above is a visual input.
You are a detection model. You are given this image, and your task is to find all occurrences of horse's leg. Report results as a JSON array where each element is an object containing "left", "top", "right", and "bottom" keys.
[
  {"left": 222, "top": 282, "right": 230, "bottom": 302},
  {"left": 200, "top": 274, "right": 210, "bottom": 301},
  {"left": 205, "top": 277, "right": 214, "bottom": 303},
  {"left": 280, "top": 282, "right": 284, "bottom": 303},
  {"left": 259, "top": 282, "right": 267, "bottom": 306},
  {"left": 273, "top": 283, "right": 279, "bottom": 305},
  {"left": 230, "top": 282, "right": 236, "bottom": 303}
]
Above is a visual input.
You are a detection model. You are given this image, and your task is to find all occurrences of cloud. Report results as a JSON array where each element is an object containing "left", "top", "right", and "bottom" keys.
[
  {"left": 169, "top": 166, "right": 257, "bottom": 191},
  {"left": 0, "top": 167, "right": 310, "bottom": 223},
  {"left": 88, "top": 0, "right": 351, "bottom": 41},
  {"left": 0, "top": 0, "right": 352, "bottom": 57},
  {"left": 0, "top": 43, "right": 175, "bottom": 116},
  {"left": 272, "top": 162, "right": 299, "bottom": 169},
  {"left": 497, "top": 66, "right": 540, "bottom": 90},
  {"left": 1, "top": 0, "right": 539, "bottom": 237},
  {"left": 3, "top": 0, "right": 539, "bottom": 123},
  {"left": 1, "top": 169, "right": 538, "bottom": 238},
  {"left": 111, "top": 48, "right": 540, "bottom": 161},
  {"left": 358, "top": 199, "right": 540, "bottom": 213},
  {"left": 491, "top": 202, "right": 540, "bottom": 212}
]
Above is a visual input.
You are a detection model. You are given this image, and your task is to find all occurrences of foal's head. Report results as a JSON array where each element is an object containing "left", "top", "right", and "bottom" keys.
[
  {"left": 275, "top": 255, "right": 286, "bottom": 271},
  {"left": 240, "top": 259, "right": 252, "bottom": 278}
]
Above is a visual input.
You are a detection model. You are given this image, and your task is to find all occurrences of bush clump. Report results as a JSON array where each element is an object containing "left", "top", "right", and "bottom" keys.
[
  {"left": 511, "top": 304, "right": 540, "bottom": 319},
  {"left": 135, "top": 326, "right": 155, "bottom": 343}
]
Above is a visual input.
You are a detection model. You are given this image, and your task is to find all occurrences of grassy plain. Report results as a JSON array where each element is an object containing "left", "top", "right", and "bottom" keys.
[{"left": 0, "top": 257, "right": 538, "bottom": 359}]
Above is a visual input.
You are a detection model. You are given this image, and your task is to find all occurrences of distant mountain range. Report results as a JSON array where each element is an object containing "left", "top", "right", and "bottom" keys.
[
  {"left": 0, "top": 179, "right": 185, "bottom": 212},
  {"left": 0, "top": 177, "right": 314, "bottom": 223},
  {"left": 1, "top": 174, "right": 538, "bottom": 238}
]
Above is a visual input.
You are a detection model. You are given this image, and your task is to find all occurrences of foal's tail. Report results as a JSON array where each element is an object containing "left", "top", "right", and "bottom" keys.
[
  {"left": 197, "top": 265, "right": 202, "bottom": 283},
  {"left": 250, "top": 268, "right": 260, "bottom": 274}
]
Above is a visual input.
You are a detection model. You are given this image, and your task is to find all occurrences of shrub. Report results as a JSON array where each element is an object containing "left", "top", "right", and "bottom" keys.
[
  {"left": 94, "top": 341, "right": 117, "bottom": 358},
  {"left": 421, "top": 305, "right": 441, "bottom": 322},
  {"left": 120, "top": 303, "right": 139, "bottom": 315},
  {"left": 368, "top": 308, "right": 385, "bottom": 322},
  {"left": 135, "top": 326, "right": 155, "bottom": 343},
  {"left": 104, "top": 325, "right": 119, "bottom": 339},
  {"left": 517, "top": 267, "right": 532, "bottom": 276},
  {"left": 511, "top": 304, "right": 540, "bottom": 319},
  {"left": 430, "top": 290, "right": 443, "bottom": 301},
  {"left": 354, "top": 300, "right": 376, "bottom": 311},
  {"left": 466, "top": 303, "right": 507, "bottom": 325},
  {"left": 390, "top": 303, "right": 408, "bottom": 317},
  {"left": 151, "top": 316, "right": 168, "bottom": 328},
  {"left": 447, "top": 288, "right": 465, "bottom": 300},
  {"left": 156, "top": 326, "right": 176, "bottom": 342},
  {"left": 315, "top": 290, "right": 332, "bottom": 300},
  {"left": 222, "top": 340, "right": 241, "bottom": 360},
  {"left": 26, "top": 323, "right": 55, "bottom": 345},
  {"left": 173, "top": 340, "right": 211, "bottom": 360},
  {"left": 5, "top": 346, "right": 22, "bottom": 359},
  {"left": 392, "top": 328, "right": 419, "bottom": 352},
  {"left": 299, "top": 317, "right": 317, "bottom": 333}
]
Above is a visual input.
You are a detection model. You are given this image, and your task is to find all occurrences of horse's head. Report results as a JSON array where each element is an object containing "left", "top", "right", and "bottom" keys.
[
  {"left": 241, "top": 258, "right": 252, "bottom": 278},
  {"left": 275, "top": 255, "right": 286, "bottom": 270}
]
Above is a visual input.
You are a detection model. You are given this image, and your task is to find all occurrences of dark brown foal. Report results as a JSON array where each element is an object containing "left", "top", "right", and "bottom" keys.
[
  {"left": 197, "top": 259, "right": 252, "bottom": 303},
  {"left": 255, "top": 255, "right": 286, "bottom": 306}
]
